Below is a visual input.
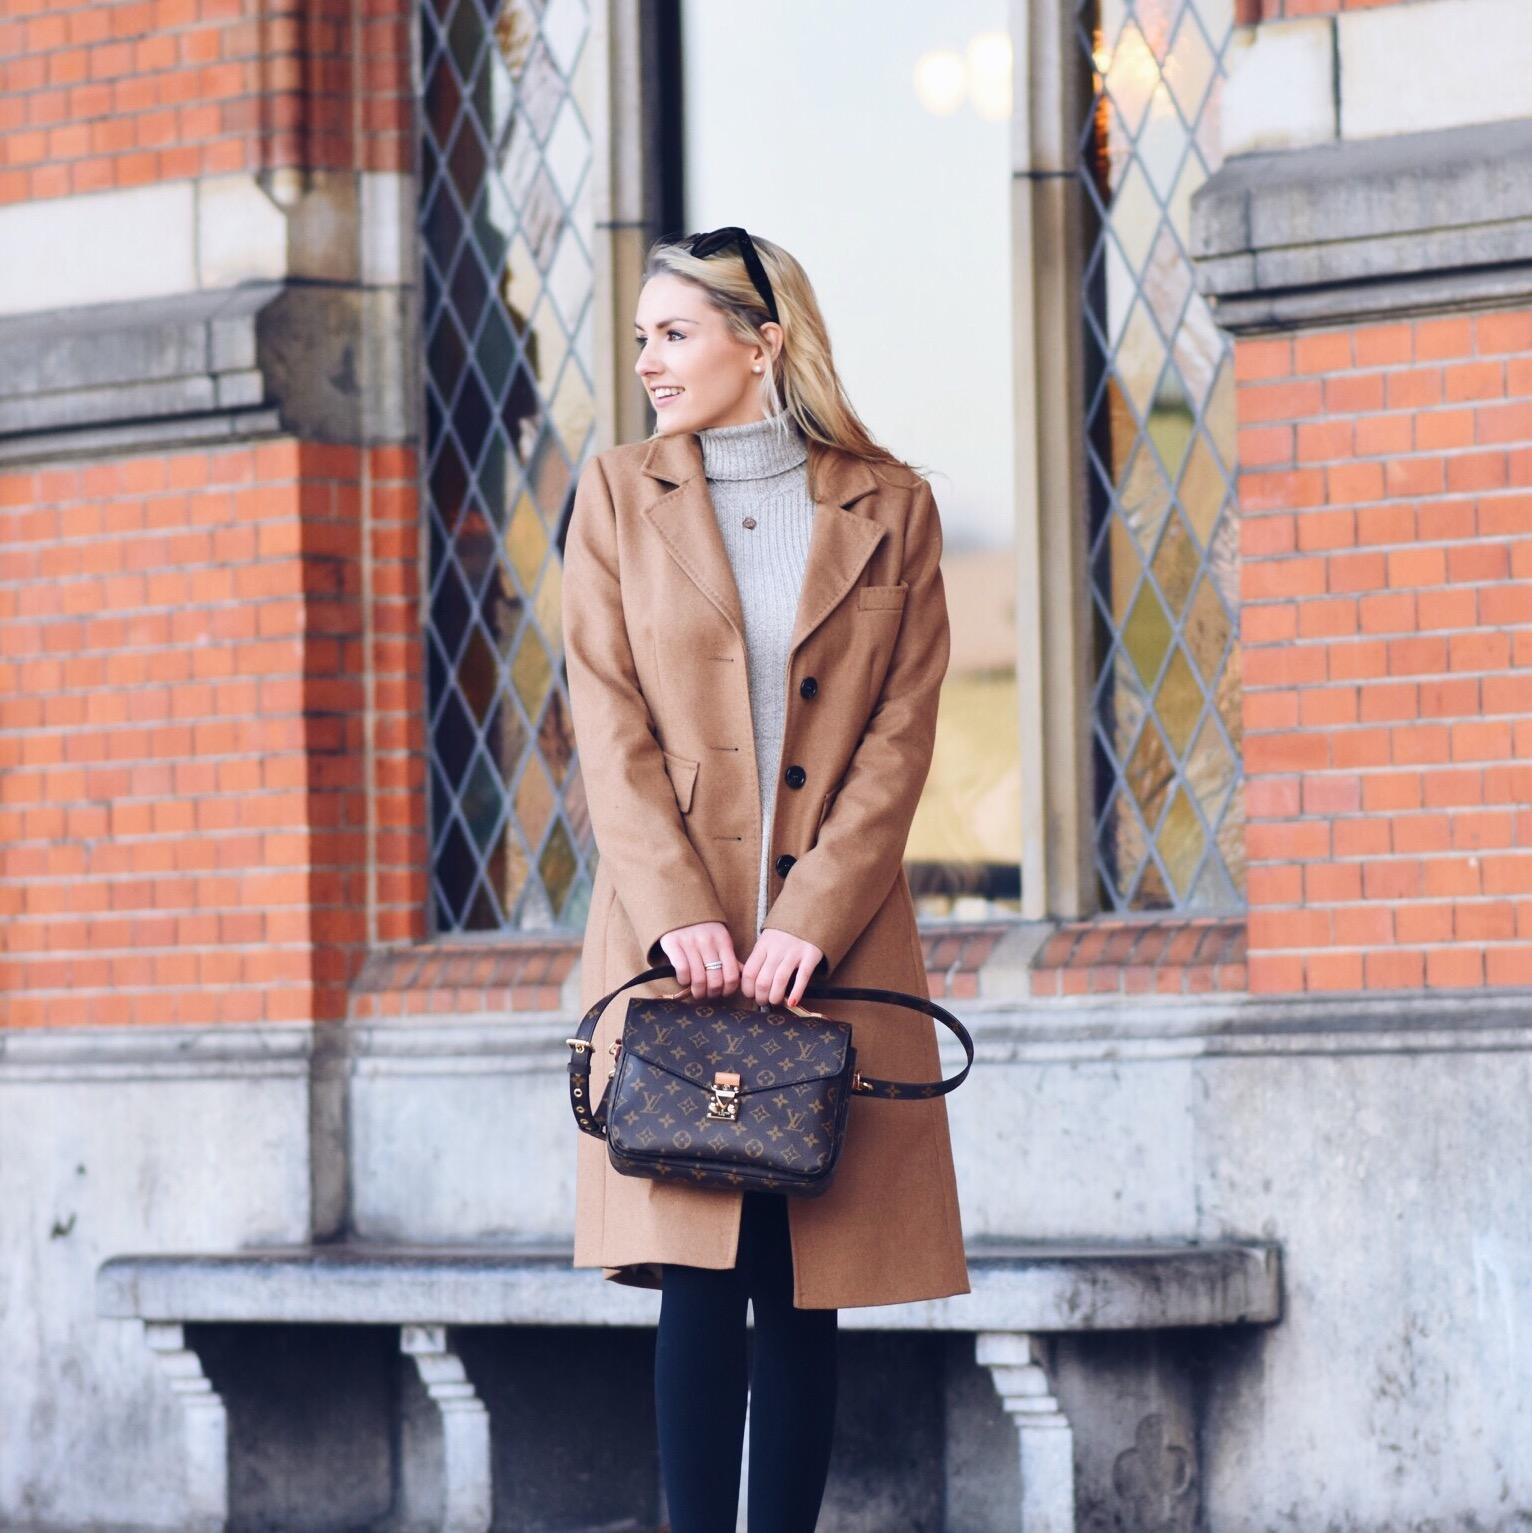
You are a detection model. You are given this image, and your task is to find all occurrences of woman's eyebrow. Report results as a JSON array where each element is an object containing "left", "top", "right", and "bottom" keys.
[{"left": 632, "top": 317, "right": 697, "bottom": 330}]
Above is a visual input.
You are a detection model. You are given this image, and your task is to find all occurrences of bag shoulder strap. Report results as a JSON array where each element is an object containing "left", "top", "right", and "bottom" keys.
[
  {"left": 565, "top": 964, "right": 975, "bottom": 1139},
  {"left": 801, "top": 978, "right": 975, "bottom": 1099}
]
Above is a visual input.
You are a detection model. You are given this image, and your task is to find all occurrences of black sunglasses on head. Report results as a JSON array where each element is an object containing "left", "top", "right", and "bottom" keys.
[{"left": 682, "top": 225, "right": 780, "bottom": 325}]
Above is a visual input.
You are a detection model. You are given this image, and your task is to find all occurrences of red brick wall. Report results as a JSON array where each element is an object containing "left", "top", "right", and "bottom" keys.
[
  {"left": 0, "top": 0, "right": 411, "bottom": 204},
  {"left": 1238, "top": 0, "right": 1413, "bottom": 18},
  {"left": 0, "top": 441, "right": 427, "bottom": 1027},
  {"left": 1236, "top": 309, "right": 1532, "bottom": 994}
]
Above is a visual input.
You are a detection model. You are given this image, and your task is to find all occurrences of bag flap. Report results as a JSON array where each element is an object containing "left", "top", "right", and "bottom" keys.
[{"left": 620, "top": 998, "right": 851, "bottom": 1094}]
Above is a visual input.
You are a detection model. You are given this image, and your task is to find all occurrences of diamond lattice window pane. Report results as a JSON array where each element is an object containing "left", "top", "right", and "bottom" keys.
[
  {"left": 421, "top": 0, "right": 597, "bottom": 934},
  {"left": 1079, "top": 0, "right": 1243, "bottom": 912}
]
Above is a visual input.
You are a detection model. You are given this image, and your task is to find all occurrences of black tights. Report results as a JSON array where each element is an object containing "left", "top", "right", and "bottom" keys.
[{"left": 654, "top": 1191, "right": 838, "bottom": 1533}]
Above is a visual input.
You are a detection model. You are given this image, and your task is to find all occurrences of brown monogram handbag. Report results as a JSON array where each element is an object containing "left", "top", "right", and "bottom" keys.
[{"left": 565, "top": 963, "right": 974, "bottom": 1196}]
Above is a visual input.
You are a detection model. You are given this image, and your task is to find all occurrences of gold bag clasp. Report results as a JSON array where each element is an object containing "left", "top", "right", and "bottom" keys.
[{"left": 706, "top": 1070, "right": 742, "bottom": 1122}]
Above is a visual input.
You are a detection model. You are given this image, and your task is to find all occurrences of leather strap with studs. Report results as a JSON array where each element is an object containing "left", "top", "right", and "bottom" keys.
[{"left": 565, "top": 963, "right": 975, "bottom": 1141}]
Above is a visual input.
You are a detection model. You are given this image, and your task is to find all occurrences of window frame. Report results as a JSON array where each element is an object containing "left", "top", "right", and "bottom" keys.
[{"left": 1012, "top": 0, "right": 1098, "bottom": 919}]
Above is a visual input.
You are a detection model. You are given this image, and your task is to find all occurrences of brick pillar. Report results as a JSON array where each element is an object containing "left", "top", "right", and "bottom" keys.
[
  {"left": 0, "top": 440, "right": 426, "bottom": 1028},
  {"left": 0, "top": 0, "right": 422, "bottom": 1039},
  {"left": 1194, "top": 110, "right": 1532, "bottom": 995},
  {"left": 1235, "top": 312, "right": 1532, "bottom": 991},
  {"left": 0, "top": 0, "right": 410, "bottom": 203}
]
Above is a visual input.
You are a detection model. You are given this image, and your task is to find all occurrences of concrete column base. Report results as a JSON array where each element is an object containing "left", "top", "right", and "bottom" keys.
[
  {"left": 142, "top": 1320, "right": 229, "bottom": 1533},
  {"left": 398, "top": 1324, "right": 492, "bottom": 1533},
  {"left": 976, "top": 1330, "right": 1075, "bottom": 1533}
]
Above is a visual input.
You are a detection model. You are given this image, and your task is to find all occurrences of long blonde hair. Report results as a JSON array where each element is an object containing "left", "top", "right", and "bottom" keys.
[{"left": 640, "top": 232, "right": 928, "bottom": 492}]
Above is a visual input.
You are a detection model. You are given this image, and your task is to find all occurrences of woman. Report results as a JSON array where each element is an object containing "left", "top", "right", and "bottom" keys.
[{"left": 561, "top": 226, "right": 968, "bottom": 1532}]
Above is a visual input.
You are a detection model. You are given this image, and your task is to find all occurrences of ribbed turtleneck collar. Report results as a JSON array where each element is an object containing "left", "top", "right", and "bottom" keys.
[{"left": 696, "top": 413, "right": 808, "bottom": 482}]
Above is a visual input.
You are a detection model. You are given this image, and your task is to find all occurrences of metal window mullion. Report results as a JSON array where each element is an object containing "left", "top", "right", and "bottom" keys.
[{"left": 1015, "top": 0, "right": 1097, "bottom": 920}]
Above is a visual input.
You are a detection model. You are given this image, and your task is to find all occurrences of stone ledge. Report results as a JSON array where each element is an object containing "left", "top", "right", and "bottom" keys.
[
  {"left": 97, "top": 1239, "right": 1282, "bottom": 1332},
  {"left": 1191, "top": 119, "right": 1532, "bottom": 331},
  {"left": 0, "top": 280, "right": 416, "bottom": 465}
]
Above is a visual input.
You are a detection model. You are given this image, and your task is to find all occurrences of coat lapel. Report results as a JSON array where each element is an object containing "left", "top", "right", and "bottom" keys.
[{"left": 639, "top": 428, "right": 886, "bottom": 655}]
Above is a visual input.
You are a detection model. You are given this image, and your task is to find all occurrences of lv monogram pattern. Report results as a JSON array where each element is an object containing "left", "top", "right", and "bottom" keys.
[
  {"left": 604, "top": 1001, "right": 856, "bottom": 1196},
  {"left": 621, "top": 1000, "right": 850, "bottom": 1090}
]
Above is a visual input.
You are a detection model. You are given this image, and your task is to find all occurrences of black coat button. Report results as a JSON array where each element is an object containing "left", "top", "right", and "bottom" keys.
[
  {"left": 799, "top": 676, "right": 818, "bottom": 699},
  {"left": 775, "top": 853, "right": 796, "bottom": 877},
  {"left": 785, "top": 764, "right": 806, "bottom": 789}
]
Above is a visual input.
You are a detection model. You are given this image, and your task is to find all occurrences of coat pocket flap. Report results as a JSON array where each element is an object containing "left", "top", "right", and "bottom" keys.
[
  {"left": 857, "top": 582, "right": 909, "bottom": 611},
  {"left": 660, "top": 749, "right": 698, "bottom": 813}
]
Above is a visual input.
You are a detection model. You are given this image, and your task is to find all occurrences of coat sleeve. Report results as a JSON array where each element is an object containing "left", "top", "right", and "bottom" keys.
[
  {"left": 760, "top": 475, "right": 950, "bottom": 976},
  {"left": 561, "top": 454, "right": 730, "bottom": 964}
]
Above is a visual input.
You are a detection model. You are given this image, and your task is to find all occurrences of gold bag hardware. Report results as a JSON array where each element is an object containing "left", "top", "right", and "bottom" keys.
[{"left": 706, "top": 1070, "right": 742, "bottom": 1122}]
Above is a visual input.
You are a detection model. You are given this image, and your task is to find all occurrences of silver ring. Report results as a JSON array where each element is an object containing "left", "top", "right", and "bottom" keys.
[{"left": 703, "top": 960, "right": 723, "bottom": 970}]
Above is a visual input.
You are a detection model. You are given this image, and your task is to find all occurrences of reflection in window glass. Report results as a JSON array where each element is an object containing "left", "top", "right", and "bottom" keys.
[
  {"left": 419, "top": 0, "right": 598, "bottom": 934},
  {"left": 681, "top": 1, "right": 1020, "bottom": 918},
  {"left": 1077, "top": 0, "right": 1244, "bottom": 911}
]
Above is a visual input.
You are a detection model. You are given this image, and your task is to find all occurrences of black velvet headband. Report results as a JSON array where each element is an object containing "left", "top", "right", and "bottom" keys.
[{"left": 683, "top": 225, "right": 780, "bottom": 326}]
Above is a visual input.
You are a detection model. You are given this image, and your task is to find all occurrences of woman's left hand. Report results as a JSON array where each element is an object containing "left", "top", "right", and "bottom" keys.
[{"left": 741, "top": 928, "right": 825, "bottom": 1008}]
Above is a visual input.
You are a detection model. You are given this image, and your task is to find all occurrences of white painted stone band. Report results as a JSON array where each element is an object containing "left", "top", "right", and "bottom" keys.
[
  {"left": 0, "top": 172, "right": 414, "bottom": 318},
  {"left": 1222, "top": 0, "right": 1532, "bottom": 159}
]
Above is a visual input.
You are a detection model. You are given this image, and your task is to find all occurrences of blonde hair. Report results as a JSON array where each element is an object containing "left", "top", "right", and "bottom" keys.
[{"left": 640, "top": 232, "right": 928, "bottom": 492}]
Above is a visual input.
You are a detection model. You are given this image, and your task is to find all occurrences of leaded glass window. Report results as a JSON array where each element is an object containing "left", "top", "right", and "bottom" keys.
[
  {"left": 1077, "top": 0, "right": 1243, "bottom": 912},
  {"left": 680, "top": 1, "right": 1021, "bottom": 921},
  {"left": 419, "top": 0, "right": 598, "bottom": 933}
]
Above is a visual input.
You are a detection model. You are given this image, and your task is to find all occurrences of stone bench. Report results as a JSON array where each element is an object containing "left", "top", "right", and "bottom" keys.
[{"left": 97, "top": 1240, "right": 1282, "bottom": 1533}]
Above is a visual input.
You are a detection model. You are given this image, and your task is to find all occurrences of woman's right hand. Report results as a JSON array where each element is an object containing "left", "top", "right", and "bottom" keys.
[{"left": 657, "top": 921, "right": 741, "bottom": 1000}]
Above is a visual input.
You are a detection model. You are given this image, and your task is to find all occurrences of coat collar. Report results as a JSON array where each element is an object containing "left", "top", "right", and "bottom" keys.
[{"left": 639, "top": 429, "right": 886, "bottom": 653}]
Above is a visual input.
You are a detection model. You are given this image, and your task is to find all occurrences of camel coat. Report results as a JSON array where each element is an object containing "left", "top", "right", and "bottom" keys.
[{"left": 560, "top": 426, "right": 970, "bottom": 1310}]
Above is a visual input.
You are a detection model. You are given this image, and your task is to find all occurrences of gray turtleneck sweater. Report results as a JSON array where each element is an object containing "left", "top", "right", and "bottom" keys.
[{"left": 694, "top": 414, "right": 815, "bottom": 936}]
